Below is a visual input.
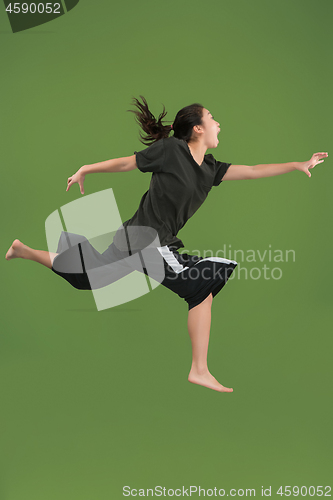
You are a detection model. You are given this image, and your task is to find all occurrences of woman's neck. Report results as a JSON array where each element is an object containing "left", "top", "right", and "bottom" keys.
[{"left": 187, "top": 140, "right": 207, "bottom": 166}]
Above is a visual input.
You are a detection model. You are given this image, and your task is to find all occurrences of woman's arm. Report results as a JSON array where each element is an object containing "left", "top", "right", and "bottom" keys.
[
  {"left": 66, "top": 154, "right": 137, "bottom": 194},
  {"left": 222, "top": 152, "right": 328, "bottom": 181},
  {"left": 81, "top": 154, "right": 137, "bottom": 175}
]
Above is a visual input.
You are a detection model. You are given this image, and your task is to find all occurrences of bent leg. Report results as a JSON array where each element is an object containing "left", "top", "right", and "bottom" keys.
[
  {"left": 6, "top": 239, "right": 57, "bottom": 270},
  {"left": 187, "top": 293, "right": 233, "bottom": 393}
]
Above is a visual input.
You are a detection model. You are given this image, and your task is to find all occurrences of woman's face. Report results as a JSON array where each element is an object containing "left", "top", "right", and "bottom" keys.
[{"left": 199, "top": 108, "right": 221, "bottom": 148}]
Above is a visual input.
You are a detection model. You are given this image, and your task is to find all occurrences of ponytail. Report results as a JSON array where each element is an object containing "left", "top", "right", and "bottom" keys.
[
  {"left": 128, "top": 95, "right": 172, "bottom": 146},
  {"left": 128, "top": 95, "right": 204, "bottom": 146}
]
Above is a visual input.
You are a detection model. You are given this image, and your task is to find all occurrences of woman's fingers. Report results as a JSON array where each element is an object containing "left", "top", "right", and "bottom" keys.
[
  {"left": 66, "top": 171, "right": 86, "bottom": 193},
  {"left": 310, "top": 152, "right": 328, "bottom": 167},
  {"left": 314, "top": 152, "right": 328, "bottom": 158},
  {"left": 66, "top": 177, "right": 75, "bottom": 191}
]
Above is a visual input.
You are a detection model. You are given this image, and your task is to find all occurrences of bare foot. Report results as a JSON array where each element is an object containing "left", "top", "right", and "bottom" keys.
[
  {"left": 5, "top": 239, "right": 25, "bottom": 261},
  {"left": 188, "top": 368, "right": 233, "bottom": 393}
]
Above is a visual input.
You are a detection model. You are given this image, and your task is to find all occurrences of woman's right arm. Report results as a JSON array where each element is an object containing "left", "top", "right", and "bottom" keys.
[{"left": 66, "top": 154, "right": 137, "bottom": 194}]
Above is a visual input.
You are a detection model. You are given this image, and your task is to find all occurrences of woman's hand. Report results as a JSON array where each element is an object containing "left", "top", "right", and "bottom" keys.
[
  {"left": 66, "top": 167, "right": 86, "bottom": 194},
  {"left": 297, "top": 152, "right": 328, "bottom": 178}
]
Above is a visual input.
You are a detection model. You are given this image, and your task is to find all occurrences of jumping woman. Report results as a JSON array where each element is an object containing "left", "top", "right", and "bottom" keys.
[{"left": 6, "top": 96, "right": 328, "bottom": 393}]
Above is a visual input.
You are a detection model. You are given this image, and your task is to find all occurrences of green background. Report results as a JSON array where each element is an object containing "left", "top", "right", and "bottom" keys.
[{"left": 1, "top": 0, "right": 332, "bottom": 498}]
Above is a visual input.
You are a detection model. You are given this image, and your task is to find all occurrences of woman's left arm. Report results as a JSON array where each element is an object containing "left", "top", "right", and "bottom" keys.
[{"left": 222, "top": 152, "right": 328, "bottom": 181}]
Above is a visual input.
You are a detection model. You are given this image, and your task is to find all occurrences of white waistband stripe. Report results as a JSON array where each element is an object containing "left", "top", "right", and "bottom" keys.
[
  {"left": 195, "top": 257, "right": 238, "bottom": 266},
  {"left": 157, "top": 246, "right": 189, "bottom": 274}
]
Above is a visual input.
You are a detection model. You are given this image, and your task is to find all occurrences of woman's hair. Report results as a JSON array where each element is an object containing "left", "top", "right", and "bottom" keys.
[{"left": 128, "top": 95, "right": 204, "bottom": 146}]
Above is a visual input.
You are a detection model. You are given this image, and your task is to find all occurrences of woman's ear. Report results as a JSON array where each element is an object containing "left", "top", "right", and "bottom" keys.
[{"left": 192, "top": 124, "right": 203, "bottom": 136}]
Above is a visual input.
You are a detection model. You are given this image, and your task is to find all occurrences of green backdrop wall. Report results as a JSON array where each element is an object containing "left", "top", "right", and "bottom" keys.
[{"left": 1, "top": 1, "right": 332, "bottom": 499}]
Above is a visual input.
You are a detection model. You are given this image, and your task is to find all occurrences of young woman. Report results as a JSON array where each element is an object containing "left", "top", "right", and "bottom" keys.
[{"left": 6, "top": 96, "right": 327, "bottom": 393}]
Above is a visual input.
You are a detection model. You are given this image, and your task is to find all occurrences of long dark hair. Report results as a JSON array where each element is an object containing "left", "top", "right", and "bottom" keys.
[{"left": 128, "top": 95, "right": 204, "bottom": 146}]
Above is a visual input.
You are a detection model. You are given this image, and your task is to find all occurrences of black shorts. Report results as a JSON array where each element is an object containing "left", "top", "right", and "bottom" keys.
[
  {"left": 156, "top": 245, "right": 237, "bottom": 309},
  {"left": 52, "top": 232, "right": 237, "bottom": 310}
]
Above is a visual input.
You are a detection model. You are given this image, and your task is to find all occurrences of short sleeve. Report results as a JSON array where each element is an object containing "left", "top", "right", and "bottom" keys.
[
  {"left": 214, "top": 161, "right": 232, "bottom": 185},
  {"left": 204, "top": 154, "right": 232, "bottom": 186},
  {"left": 134, "top": 138, "right": 165, "bottom": 173}
]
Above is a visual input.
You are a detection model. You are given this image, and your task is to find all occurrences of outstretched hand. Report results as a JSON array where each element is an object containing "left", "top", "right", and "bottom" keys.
[
  {"left": 298, "top": 152, "right": 328, "bottom": 178},
  {"left": 66, "top": 168, "right": 85, "bottom": 194}
]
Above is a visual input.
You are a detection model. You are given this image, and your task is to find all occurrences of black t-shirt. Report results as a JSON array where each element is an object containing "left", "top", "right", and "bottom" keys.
[{"left": 123, "top": 136, "right": 231, "bottom": 250}]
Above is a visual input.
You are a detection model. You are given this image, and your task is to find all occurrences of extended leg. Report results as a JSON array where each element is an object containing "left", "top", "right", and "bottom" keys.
[
  {"left": 6, "top": 239, "right": 58, "bottom": 270},
  {"left": 187, "top": 293, "right": 233, "bottom": 392}
]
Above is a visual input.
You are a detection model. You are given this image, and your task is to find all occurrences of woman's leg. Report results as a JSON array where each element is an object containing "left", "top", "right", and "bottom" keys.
[
  {"left": 187, "top": 293, "right": 233, "bottom": 392},
  {"left": 6, "top": 239, "right": 58, "bottom": 270}
]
